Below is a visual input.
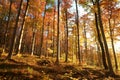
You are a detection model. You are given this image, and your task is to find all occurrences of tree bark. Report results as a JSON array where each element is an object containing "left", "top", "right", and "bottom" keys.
[
  {"left": 15, "top": 0, "right": 29, "bottom": 55},
  {"left": 108, "top": 12, "right": 118, "bottom": 70},
  {"left": 52, "top": 7, "right": 55, "bottom": 57},
  {"left": 65, "top": 8, "right": 68, "bottom": 62},
  {"left": 75, "top": 0, "right": 81, "bottom": 64},
  {"left": 92, "top": 0, "right": 108, "bottom": 70},
  {"left": 3, "top": 0, "right": 12, "bottom": 53},
  {"left": 94, "top": 12, "right": 108, "bottom": 69},
  {"left": 55, "top": 0, "right": 60, "bottom": 65},
  {"left": 31, "top": 29, "right": 36, "bottom": 56},
  {"left": 45, "top": 22, "right": 50, "bottom": 58},
  {"left": 6, "top": 0, "right": 23, "bottom": 60},
  {"left": 83, "top": 21, "right": 88, "bottom": 62},
  {"left": 39, "top": 0, "right": 47, "bottom": 57},
  {"left": 96, "top": 0, "right": 114, "bottom": 74}
]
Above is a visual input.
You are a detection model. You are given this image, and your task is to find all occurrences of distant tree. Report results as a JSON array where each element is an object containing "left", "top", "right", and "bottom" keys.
[
  {"left": 31, "top": 18, "right": 37, "bottom": 56},
  {"left": 52, "top": 6, "right": 56, "bottom": 56},
  {"left": 39, "top": 0, "right": 54, "bottom": 57},
  {"left": 39, "top": 0, "right": 47, "bottom": 57},
  {"left": 64, "top": 8, "right": 68, "bottom": 62},
  {"left": 83, "top": 20, "right": 88, "bottom": 62},
  {"left": 80, "top": 15, "right": 89, "bottom": 62},
  {"left": 62, "top": 0, "right": 69, "bottom": 62},
  {"left": 3, "top": 0, "right": 13, "bottom": 53},
  {"left": 107, "top": 1, "right": 118, "bottom": 70}
]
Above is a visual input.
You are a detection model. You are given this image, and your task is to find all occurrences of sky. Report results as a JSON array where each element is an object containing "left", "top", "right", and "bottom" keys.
[
  {"left": 69, "top": 0, "right": 120, "bottom": 53},
  {"left": 54, "top": 0, "right": 120, "bottom": 53},
  {"left": 69, "top": 1, "right": 87, "bottom": 17}
]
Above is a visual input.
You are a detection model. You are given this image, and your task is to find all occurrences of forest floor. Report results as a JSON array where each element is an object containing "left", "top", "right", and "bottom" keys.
[{"left": 0, "top": 53, "right": 120, "bottom": 80}]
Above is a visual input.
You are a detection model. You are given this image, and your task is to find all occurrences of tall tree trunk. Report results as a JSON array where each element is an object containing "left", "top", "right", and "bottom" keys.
[
  {"left": 45, "top": 22, "right": 50, "bottom": 58},
  {"left": 75, "top": 0, "right": 81, "bottom": 64},
  {"left": 72, "top": 26, "right": 77, "bottom": 63},
  {"left": 94, "top": 12, "right": 108, "bottom": 69},
  {"left": 92, "top": 0, "right": 108, "bottom": 70},
  {"left": 96, "top": 0, "right": 114, "bottom": 74},
  {"left": 52, "top": 7, "right": 55, "bottom": 57},
  {"left": 65, "top": 8, "right": 68, "bottom": 62},
  {"left": 3, "top": 0, "right": 12, "bottom": 53},
  {"left": 83, "top": 21, "right": 87, "bottom": 62},
  {"left": 15, "top": 0, "right": 29, "bottom": 55},
  {"left": 39, "top": 0, "right": 47, "bottom": 58},
  {"left": 31, "top": 29, "right": 36, "bottom": 56},
  {"left": 55, "top": 0, "right": 60, "bottom": 65},
  {"left": 6, "top": 0, "right": 23, "bottom": 60},
  {"left": 96, "top": 41, "right": 102, "bottom": 67},
  {"left": 108, "top": 13, "right": 118, "bottom": 70}
]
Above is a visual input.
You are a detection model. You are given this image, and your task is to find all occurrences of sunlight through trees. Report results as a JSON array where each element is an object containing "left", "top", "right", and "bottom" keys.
[{"left": 0, "top": 0, "right": 120, "bottom": 79}]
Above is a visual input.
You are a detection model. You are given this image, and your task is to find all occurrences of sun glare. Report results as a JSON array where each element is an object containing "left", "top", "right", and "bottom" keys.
[{"left": 115, "top": 41, "right": 120, "bottom": 53}]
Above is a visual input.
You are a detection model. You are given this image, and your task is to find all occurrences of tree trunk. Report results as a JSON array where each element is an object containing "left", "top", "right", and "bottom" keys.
[
  {"left": 5, "top": 0, "right": 23, "bottom": 60},
  {"left": 94, "top": 12, "right": 108, "bottom": 69},
  {"left": 75, "top": 0, "right": 81, "bottom": 64},
  {"left": 96, "top": 0, "right": 114, "bottom": 74},
  {"left": 83, "top": 21, "right": 87, "bottom": 62},
  {"left": 55, "top": 0, "right": 60, "bottom": 65},
  {"left": 96, "top": 41, "right": 102, "bottom": 67},
  {"left": 45, "top": 22, "right": 50, "bottom": 58},
  {"left": 15, "top": 0, "right": 29, "bottom": 55},
  {"left": 3, "top": 0, "right": 12, "bottom": 53},
  {"left": 52, "top": 7, "right": 55, "bottom": 57},
  {"left": 65, "top": 8, "right": 68, "bottom": 62},
  {"left": 39, "top": 0, "right": 47, "bottom": 58},
  {"left": 108, "top": 13, "right": 118, "bottom": 70},
  {"left": 92, "top": 0, "right": 108, "bottom": 70},
  {"left": 31, "top": 29, "right": 36, "bottom": 56}
]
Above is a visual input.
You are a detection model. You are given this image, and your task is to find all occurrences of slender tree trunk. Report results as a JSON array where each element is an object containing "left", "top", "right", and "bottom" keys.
[
  {"left": 83, "top": 21, "right": 87, "bottom": 62},
  {"left": 94, "top": 12, "right": 108, "bottom": 69},
  {"left": 75, "top": 0, "right": 81, "bottom": 64},
  {"left": 108, "top": 14, "right": 118, "bottom": 70},
  {"left": 96, "top": 41, "right": 102, "bottom": 67},
  {"left": 96, "top": 0, "right": 114, "bottom": 74},
  {"left": 5, "top": 0, "right": 23, "bottom": 60},
  {"left": 3, "top": 0, "right": 12, "bottom": 53},
  {"left": 39, "top": 1, "right": 47, "bottom": 58},
  {"left": 92, "top": 0, "right": 108, "bottom": 70},
  {"left": 15, "top": 0, "right": 29, "bottom": 55},
  {"left": 31, "top": 29, "right": 36, "bottom": 56},
  {"left": 65, "top": 8, "right": 68, "bottom": 62},
  {"left": 45, "top": 22, "right": 50, "bottom": 58},
  {"left": 55, "top": 0, "right": 60, "bottom": 65},
  {"left": 52, "top": 7, "right": 55, "bottom": 57},
  {"left": 72, "top": 27, "right": 77, "bottom": 63}
]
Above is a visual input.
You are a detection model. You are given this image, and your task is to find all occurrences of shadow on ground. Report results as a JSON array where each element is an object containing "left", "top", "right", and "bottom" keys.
[{"left": 0, "top": 58, "right": 120, "bottom": 80}]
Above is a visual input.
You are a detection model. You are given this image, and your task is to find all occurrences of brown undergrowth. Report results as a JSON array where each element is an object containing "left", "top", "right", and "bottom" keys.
[{"left": 0, "top": 54, "right": 120, "bottom": 80}]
